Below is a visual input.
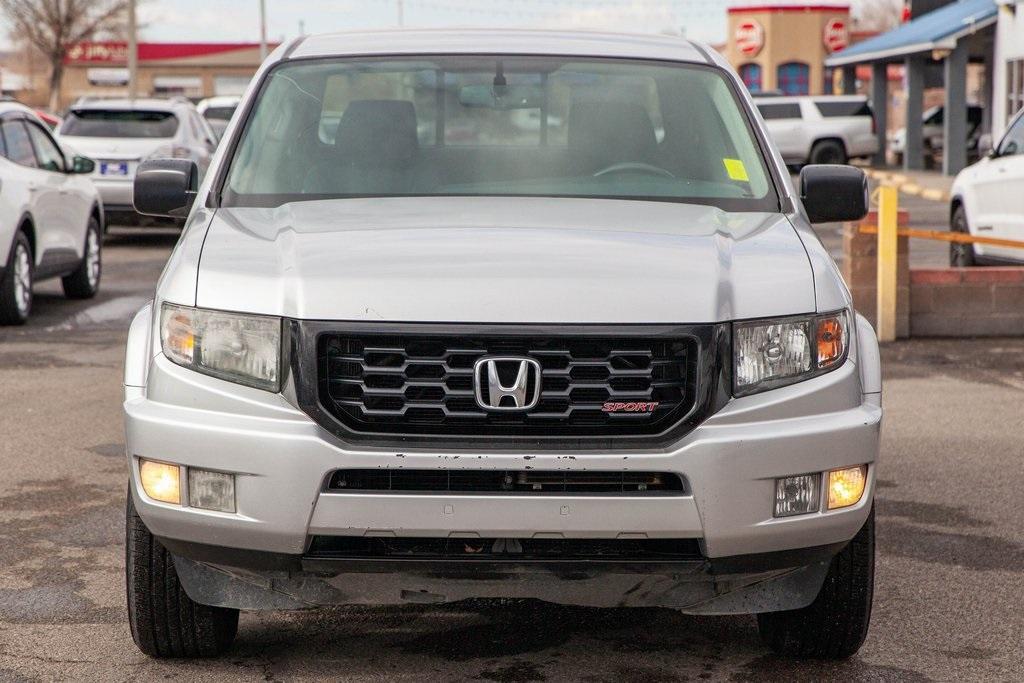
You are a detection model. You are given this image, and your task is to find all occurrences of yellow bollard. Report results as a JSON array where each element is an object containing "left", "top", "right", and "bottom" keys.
[{"left": 876, "top": 185, "right": 898, "bottom": 343}]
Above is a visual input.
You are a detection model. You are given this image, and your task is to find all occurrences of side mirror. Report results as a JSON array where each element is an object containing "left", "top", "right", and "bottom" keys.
[
  {"left": 799, "top": 165, "right": 868, "bottom": 224},
  {"left": 70, "top": 155, "right": 95, "bottom": 174},
  {"left": 133, "top": 159, "right": 198, "bottom": 219},
  {"left": 978, "top": 133, "right": 994, "bottom": 157}
]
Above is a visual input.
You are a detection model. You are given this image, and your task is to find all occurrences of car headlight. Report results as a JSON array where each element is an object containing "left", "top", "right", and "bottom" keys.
[
  {"left": 734, "top": 310, "right": 849, "bottom": 396},
  {"left": 160, "top": 303, "right": 281, "bottom": 391}
]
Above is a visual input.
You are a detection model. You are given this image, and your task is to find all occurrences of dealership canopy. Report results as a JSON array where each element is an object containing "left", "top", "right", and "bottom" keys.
[{"left": 824, "top": 0, "right": 996, "bottom": 66}]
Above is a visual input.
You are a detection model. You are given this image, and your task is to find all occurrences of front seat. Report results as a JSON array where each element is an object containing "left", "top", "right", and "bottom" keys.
[
  {"left": 306, "top": 99, "right": 419, "bottom": 194},
  {"left": 568, "top": 98, "right": 658, "bottom": 175}
]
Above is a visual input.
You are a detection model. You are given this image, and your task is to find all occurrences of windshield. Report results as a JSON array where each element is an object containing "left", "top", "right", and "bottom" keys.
[
  {"left": 223, "top": 56, "right": 777, "bottom": 211},
  {"left": 61, "top": 110, "right": 179, "bottom": 138}
]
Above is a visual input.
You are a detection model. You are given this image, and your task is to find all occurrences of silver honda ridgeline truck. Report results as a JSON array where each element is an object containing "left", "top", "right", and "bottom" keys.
[{"left": 124, "top": 30, "right": 881, "bottom": 660}]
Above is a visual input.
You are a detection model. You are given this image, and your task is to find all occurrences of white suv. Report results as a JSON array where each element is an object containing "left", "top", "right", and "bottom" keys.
[
  {"left": 950, "top": 107, "right": 1024, "bottom": 265},
  {"left": 755, "top": 95, "right": 879, "bottom": 166},
  {"left": 0, "top": 103, "right": 104, "bottom": 325},
  {"left": 123, "top": 31, "right": 881, "bottom": 660},
  {"left": 56, "top": 98, "right": 218, "bottom": 225}
]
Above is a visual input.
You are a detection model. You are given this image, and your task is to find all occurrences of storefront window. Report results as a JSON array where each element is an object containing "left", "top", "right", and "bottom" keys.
[
  {"left": 739, "top": 63, "right": 762, "bottom": 93},
  {"left": 777, "top": 62, "right": 810, "bottom": 95},
  {"left": 823, "top": 67, "right": 835, "bottom": 95}
]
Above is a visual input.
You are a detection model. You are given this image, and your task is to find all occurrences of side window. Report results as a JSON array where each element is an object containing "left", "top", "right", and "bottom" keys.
[
  {"left": 757, "top": 103, "right": 801, "bottom": 120},
  {"left": 0, "top": 127, "right": 7, "bottom": 159},
  {"left": 25, "top": 122, "right": 65, "bottom": 172},
  {"left": 1, "top": 121, "right": 38, "bottom": 168},
  {"left": 815, "top": 100, "right": 872, "bottom": 118},
  {"left": 997, "top": 114, "right": 1024, "bottom": 156}
]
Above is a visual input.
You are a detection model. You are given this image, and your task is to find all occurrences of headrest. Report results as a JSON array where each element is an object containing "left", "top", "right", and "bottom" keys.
[
  {"left": 568, "top": 98, "right": 658, "bottom": 171},
  {"left": 334, "top": 99, "right": 419, "bottom": 165}
]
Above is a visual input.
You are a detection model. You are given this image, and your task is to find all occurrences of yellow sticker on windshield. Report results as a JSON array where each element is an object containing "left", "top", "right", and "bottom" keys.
[{"left": 723, "top": 158, "right": 749, "bottom": 182}]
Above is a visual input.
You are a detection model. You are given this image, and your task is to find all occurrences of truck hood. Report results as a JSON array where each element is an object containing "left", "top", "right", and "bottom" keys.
[{"left": 194, "top": 197, "right": 815, "bottom": 323}]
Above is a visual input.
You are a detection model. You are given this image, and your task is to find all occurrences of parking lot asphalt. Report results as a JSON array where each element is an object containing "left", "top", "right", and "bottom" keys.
[{"left": 1, "top": 227, "right": 1022, "bottom": 681}]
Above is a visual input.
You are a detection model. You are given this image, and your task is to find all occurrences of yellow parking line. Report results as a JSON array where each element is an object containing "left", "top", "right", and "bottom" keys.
[
  {"left": 920, "top": 188, "right": 947, "bottom": 201},
  {"left": 862, "top": 168, "right": 949, "bottom": 203}
]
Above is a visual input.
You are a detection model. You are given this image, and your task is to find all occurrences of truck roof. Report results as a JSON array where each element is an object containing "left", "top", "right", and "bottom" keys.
[{"left": 286, "top": 28, "right": 712, "bottom": 65}]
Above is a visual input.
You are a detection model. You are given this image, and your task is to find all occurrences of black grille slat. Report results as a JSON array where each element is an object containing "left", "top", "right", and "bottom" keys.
[
  {"left": 318, "top": 333, "right": 698, "bottom": 437},
  {"left": 306, "top": 536, "right": 703, "bottom": 561},
  {"left": 327, "top": 469, "right": 686, "bottom": 494}
]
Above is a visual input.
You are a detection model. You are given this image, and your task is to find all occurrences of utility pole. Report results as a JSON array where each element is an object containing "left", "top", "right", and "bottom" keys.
[
  {"left": 259, "top": 0, "right": 268, "bottom": 61},
  {"left": 397, "top": 0, "right": 404, "bottom": 27},
  {"left": 128, "top": 0, "right": 138, "bottom": 100}
]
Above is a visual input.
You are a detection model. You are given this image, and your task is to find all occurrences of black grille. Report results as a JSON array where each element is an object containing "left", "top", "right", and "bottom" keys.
[
  {"left": 306, "top": 536, "right": 703, "bottom": 562},
  {"left": 327, "top": 469, "right": 686, "bottom": 494},
  {"left": 317, "top": 333, "right": 699, "bottom": 437}
]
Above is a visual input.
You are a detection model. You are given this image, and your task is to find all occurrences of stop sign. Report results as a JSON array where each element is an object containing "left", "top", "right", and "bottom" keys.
[
  {"left": 735, "top": 20, "right": 764, "bottom": 58},
  {"left": 823, "top": 18, "right": 849, "bottom": 53}
]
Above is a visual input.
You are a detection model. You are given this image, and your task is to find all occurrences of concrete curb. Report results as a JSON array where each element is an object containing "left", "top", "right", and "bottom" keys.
[{"left": 864, "top": 169, "right": 950, "bottom": 203}]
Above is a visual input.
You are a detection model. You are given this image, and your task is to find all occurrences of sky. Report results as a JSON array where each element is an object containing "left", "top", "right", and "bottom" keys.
[{"left": 138, "top": 0, "right": 735, "bottom": 46}]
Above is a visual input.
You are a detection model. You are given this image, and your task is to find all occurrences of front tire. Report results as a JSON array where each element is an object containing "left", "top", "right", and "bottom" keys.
[
  {"left": 0, "top": 231, "right": 33, "bottom": 326},
  {"left": 756, "top": 506, "right": 875, "bottom": 659},
  {"left": 950, "top": 205, "right": 976, "bottom": 267},
  {"left": 62, "top": 216, "right": 102, "bottom": 299},
  {"left": 126, "top": 493, "right": 239, "bottom": 658}
]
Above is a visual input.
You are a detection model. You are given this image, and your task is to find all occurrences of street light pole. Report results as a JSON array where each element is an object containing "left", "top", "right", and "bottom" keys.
[
  {"left": 259, "top": 0, "right": 268, "bottom": 61},
  {"left": 127, "top": 0, "right": 138, "bottom": 100}
]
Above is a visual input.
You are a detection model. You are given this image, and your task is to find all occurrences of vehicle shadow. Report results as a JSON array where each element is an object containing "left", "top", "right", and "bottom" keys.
[
  {"left": 206, "top": 600, "right": 927, "bottom": 681},
  {"left": 103, "top": 226, "right": 182, "bottom": 249}
]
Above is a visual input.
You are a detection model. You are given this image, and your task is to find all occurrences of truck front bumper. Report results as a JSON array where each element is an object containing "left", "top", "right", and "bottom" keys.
[{"left": 124, "top": 306, "right": 881, "bottom": 612}]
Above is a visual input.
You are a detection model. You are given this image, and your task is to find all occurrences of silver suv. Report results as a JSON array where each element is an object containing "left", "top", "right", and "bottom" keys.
[
  {"left": 56, "top": 98, "right": 218, "bottom": 225},
  {"left": 123, "top": 30, "right": 881, "bottom": 660}
]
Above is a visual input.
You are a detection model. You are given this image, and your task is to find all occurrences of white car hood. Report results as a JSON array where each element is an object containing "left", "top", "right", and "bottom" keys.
[{"left": 194, "top": 197, "right": 815, "bottom": 323}]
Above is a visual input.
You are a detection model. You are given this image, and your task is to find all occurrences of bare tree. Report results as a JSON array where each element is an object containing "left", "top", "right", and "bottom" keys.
[
  {"left": 0, "top": 0, "right": 129, "bottom": 111},
  {"left": 854, "top": 0, "right": 905, "bottom": 33}
]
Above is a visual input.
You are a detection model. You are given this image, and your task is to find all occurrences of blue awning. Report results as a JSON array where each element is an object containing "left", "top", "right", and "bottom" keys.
[{"left": 825, "top": 0, "right": 997, "bottom": 66}]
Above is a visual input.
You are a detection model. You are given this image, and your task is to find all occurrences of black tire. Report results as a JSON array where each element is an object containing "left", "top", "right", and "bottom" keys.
[
  {"left": 125, "top": 493, "right": 239, "bottom": 658},
  {"left": 757, "top": 506, "right": 874, "bottom": 660},
  {"left": 950, "top": 205, "right": 976, "bottom": 267},
  {"left": 62, "top": 216, "right": 102, "bottom": 299},
  {"left": 0, "top": 231, "right": 33, "bottom": 326},
  {"left": 809, "top": 140, "right": 847, "bottom": 165}
]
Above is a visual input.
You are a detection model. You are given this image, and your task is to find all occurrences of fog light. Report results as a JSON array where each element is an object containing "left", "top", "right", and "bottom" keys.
[
  {"left": 774, "top": 473, "right": 821, "bottom": 517},
  {"left": 188, "top": 469, "right": 236, "bottom": 513},
  {"left": 828, "top": 465, "right": 868, "bottom": 510},
  {"left": 139, "top": 459, "right": 180, "bottom": 505}
]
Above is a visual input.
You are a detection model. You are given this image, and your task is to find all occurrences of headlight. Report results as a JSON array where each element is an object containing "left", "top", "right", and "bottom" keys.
[
  {"left": 734, "top": 310, "right": 849, "bottom": 396},
  {"left": 160, "top": 303, "right": 281, "bottom": 391}
]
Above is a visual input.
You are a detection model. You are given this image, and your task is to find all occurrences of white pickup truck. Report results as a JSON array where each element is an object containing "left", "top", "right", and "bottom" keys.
[{"left": 755, "top": 95, "right": 879, "bottom": 167}]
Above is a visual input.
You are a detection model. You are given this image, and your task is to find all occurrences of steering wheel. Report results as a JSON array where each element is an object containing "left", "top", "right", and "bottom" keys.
[{"left": 593, "top": 162, "right": 676, "bottom": 179}]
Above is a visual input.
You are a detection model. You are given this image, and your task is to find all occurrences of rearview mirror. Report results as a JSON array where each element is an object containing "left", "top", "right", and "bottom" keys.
[
  {"left": 133, "top": 159, "right": 198, "bottom": 219},
  {"left": 459, "top": 84, "right": 544, "bottom": 110},
  {"left": 799, "top": 165, "right": 868, "bottom": 224},
  {"left": 70, "top": 155, "right": 95, "bottom": 174},
  {"left": 978, "top": 132, "right": 993, "bottom": 157}
]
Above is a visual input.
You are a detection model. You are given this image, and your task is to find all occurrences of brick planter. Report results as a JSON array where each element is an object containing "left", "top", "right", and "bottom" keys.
[{"left": 910, "top": 268, "right": 1024, "bottom": 337}]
